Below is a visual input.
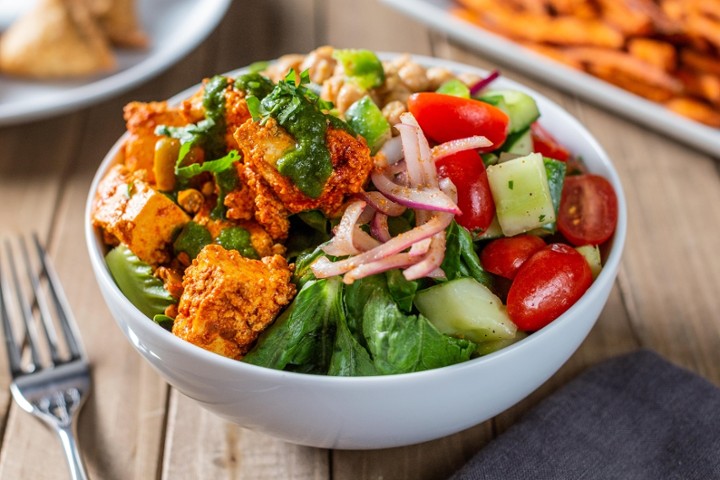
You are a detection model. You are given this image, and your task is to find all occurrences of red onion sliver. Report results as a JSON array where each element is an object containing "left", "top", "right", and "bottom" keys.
[
  {"left": 311, "top": 212, "right": 454, "bottom": 280},
  {"left": 342, "top": 253, "right": 416, "bottom": 284},
  {"left": 370, "top": 213, "right": 392, "bottom": 243},
  {"left": 322, "top": 199, "right": 366, "bottom": 256},
  {"left": 469, "top": 69, "right": 501, "bottom": 96},
  {"left": 377, "top": 135, "right": 404, "bottom": 165},
  {"left": 371, "top": 171, "right": 461, "bottom": 214},
  {"left": 395, "top": 123, "right": 424, "bottom": 187},
  {"left": 359, "top": 191, "right": 406, "bottom": 217},
  {"left": 431, "top": 136, "right": 492, "bottom": 162},
  {"left": 353, "top": 226, "right": 382, "bottom": 251},
  {"left": 403, "top": 232, "right": 447, "bottom": 280}
]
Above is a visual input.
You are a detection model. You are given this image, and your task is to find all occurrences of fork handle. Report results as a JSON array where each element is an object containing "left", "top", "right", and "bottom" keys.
[{"left": 56, "top": 424, "right": 89, "bottom": 480}]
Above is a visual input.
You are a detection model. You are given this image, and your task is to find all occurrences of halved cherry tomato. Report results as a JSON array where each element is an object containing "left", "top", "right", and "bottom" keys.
[
  {"left": 479, "top": 234, "right": 546, "bottom": 280},
  {"left": 558, "top": 174, "right": 618, "bottom": 246},
  {"left": 530, "top": 122, "right": 571, "bottom": 161},
  {"left": 507, "top": 243, "right": 592, "bottom": 331},
  {"left": 436, "top": 149, "right": 495, "bottom": 233},
  {"left": 407, "top": 92, "right": 509, "bottom": 150}
]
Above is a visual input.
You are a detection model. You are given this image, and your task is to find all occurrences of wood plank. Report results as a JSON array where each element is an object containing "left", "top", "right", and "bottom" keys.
[{"left": 156, "top": 2, "right": 332, "bottom": 478}]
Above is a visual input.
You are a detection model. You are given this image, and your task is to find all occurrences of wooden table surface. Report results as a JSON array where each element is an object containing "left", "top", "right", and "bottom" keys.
[{"left": 1, "top": 1, "right": 719, "bottom": 479}]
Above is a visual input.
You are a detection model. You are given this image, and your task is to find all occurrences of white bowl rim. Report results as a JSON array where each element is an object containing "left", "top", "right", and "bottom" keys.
[{"left": 85, "top": 52, "right": 627, "bottom": 385}]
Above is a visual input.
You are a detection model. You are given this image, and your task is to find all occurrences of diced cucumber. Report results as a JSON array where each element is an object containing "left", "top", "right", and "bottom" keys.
[
  {"left": 528, "top": 157, "right": 567, "bottom": 235},
  {"left": 576, "top": 244, "right": 602, "bottom": 279},
  {"left": 486, "top": 152, "right": 556, "bottom": 237},
  {"left": 345, "top": 96, "right": 391, "bottom": 155},
  {"left": 502, "top": 128, "right": 533, "bottom": 155},
  {"left": 479, "top": 89, "right": 540, "bottom": 133},
  {"left": 474, "top": 215, "right": 503, "bottom": 240},
  {"left": 436, "top": 79, "right": 470, "bottom": 98},
  {"left": 475, "top": 331, "right": 528, "bottom": 356},
  {"left": 414, "top": 277, "right": 517, "bottom": 343}
]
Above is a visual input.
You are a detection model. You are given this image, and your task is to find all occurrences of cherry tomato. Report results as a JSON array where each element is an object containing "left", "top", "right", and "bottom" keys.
[
  {"left": 558, "top": 174, "right": 618, "bottom": 246},
  {"left": 479, "top": 234, "right": 546, "bottom": 280},
  {"left": 407, "top": 92, "right": 509, "bottom": 150},
  {"left": 436, "top": 149, "right": 495, "bottom": 233},
  {"left": 507, "top": 243, "right": 593, "bottom": 331},
  {"left": 530, "top": 122, "right": 571, "bottom": 161}
]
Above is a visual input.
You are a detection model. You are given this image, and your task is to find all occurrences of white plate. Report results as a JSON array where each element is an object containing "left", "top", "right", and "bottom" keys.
[
  {"left": 0, "top": 0, "right": 231, "bottom": 125},
  {"left": 381, "top": 0, "right": 720, "bottom": 157}
]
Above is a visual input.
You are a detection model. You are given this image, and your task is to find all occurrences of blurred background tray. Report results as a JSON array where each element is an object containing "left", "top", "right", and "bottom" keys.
[{"left": 381, "top": 0, "right": 719, "bottom": 157}]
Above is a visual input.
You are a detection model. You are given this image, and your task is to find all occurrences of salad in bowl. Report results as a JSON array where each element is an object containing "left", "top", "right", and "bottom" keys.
[{"left": 89, "top": 46, "right": 620, "bottom": 377}]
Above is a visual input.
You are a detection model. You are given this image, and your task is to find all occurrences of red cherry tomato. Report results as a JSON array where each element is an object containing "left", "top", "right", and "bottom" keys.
[
  {"left": 407, "top": 92, "right": 509, "bottom": 150},
  {"left": 558, "top": 174, "right": 619, "bottom": 246},
  {"left": 507, "top": 243, "right": 593, "bottom": 331},
  {"left": 530, "top": 122, "right": 571, "bottom": 161},
  {"left": 479, "top": 234, "right": 546, "bottom": 280},
  {"left": 436, "top": 149, "right": 495, "bottom": 233}
]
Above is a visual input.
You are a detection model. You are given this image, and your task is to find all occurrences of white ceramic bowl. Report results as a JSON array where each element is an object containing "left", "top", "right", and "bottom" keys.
[{"left": 85, "top": 54, "right": 626, "bottom": 450}]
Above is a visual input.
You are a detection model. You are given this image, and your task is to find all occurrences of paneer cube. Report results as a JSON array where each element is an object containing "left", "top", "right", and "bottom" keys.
[{"left": 92, "top": 164, "right": 190, "bottom": 264}]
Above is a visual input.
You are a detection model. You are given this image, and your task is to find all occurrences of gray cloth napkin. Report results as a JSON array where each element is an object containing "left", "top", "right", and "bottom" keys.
[{"left": 449, "top": 349, "right": 720, "bottom": 480}]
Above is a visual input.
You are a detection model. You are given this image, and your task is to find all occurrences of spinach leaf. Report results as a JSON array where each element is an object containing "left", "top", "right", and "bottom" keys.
[
  {"left": 328, "top": 308, "right": 378, "bottom": 377},
  {"left": 347, "top": 275, "right": 476, "bottom": 374},
  {"left": 442, "top": 221, "right": 494, "bottom": 288},
  {"left": 385, "top": 269, "right": 420, "bottom": 313},
  {"left": 244, "top": 277, "right": 341, "bottom": 373}
]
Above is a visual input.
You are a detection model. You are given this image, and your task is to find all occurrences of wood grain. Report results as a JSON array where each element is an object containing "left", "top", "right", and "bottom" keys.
[{"left": 0, "top": 0, "right": 718, "bottom": 478}]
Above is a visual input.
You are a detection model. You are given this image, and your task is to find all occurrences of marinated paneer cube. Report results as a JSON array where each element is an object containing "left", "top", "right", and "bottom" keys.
[{"left": 92, "top": 164, "right": 190, "bottom": 265}]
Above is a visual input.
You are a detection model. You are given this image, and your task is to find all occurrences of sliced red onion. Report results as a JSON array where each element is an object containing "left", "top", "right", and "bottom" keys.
[
  {"left": 371, "top": 171, "right": 461, "bottom": 214},
  {"left": 395, "top": 122, "right": 424, "bottom": 187},
  {"left": 311, "top": 212, "right": 454, "bottom": 280},
  {"left": 370, "top": 213, "right": 392, "bottom": 243},
  {"left": 470, "top": 69, "right": 501, "bottom": 96},
  {"left": 431, "top": 136, "right": 492, "bottom": 162},
  {"left": 342, "top": 253, "right": 416, "bottom": 284},
  {"left": 377, "top": 135, "right": 404, "bottom": 165},
  {"left": 321, "top": 199, "right": 367, "bottom": 256},
  {"left": 403, "top": 232, "right": 447, "bottom": 280},
  {"left": 409, "top": 238, "right": 431, "bottom": 257},
  {"left": 353, "top": 226, "right": 382, "bottom": 251},
  {"left": 439, "top": 177, "right": 458, "bottom": 204},
  {"left": 398, "top": 112, "right": 439, "bottom": 189},
  {"left": 359, "top": 191, "right": 406, "bottom": 217}
]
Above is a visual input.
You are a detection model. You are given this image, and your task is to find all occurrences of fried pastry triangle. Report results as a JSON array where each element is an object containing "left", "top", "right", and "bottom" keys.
[{"left": 0, "top": 0, "right": 116, "bottom": 78}]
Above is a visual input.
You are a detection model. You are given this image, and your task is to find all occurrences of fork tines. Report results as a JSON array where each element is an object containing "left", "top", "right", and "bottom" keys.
[{"left": 0, "top": 233, "right": 85, "bottom": 378}]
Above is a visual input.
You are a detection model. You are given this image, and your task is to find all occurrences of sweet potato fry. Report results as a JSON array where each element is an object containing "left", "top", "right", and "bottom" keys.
[
  {"left": 596, "top": 0, "right": 653, "bottom": 36},
  {"left": 676, "top": 70, "right": 720, "bottom": 104},
  {"left": 665, "top": 97, "right": 720, "bottom": 127},
  {"left": 456, "top": 0, "right": 625, "bottom": 48},
  {"left": 627, "top": 38, "right": 677, "bottom": 71},
  {"left": 564, "top": 47, "right": 682, "bottom": 99},
  {"left": 452, "top": 0, "right": 720, "bottom": 128}
]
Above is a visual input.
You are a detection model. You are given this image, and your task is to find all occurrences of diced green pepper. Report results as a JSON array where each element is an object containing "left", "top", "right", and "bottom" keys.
[
  {"left": 333, "top": 49, "right": 385, "bottom": 90},
  {"left": 436, "top": 79, "right": 470, "bottom": 98}
]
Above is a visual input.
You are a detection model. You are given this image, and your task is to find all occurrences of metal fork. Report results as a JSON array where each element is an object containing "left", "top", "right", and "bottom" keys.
[{"left": 0, "top": 234, "right": 91, "bottom": 480}]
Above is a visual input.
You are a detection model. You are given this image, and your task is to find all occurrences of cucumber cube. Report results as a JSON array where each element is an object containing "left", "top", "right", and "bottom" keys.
[
  {"left": 414, "top": 277, "right": 517, "bottom": 344},
  {"left": 486, "top": 153, "right": 556, "bottom": 237}
]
